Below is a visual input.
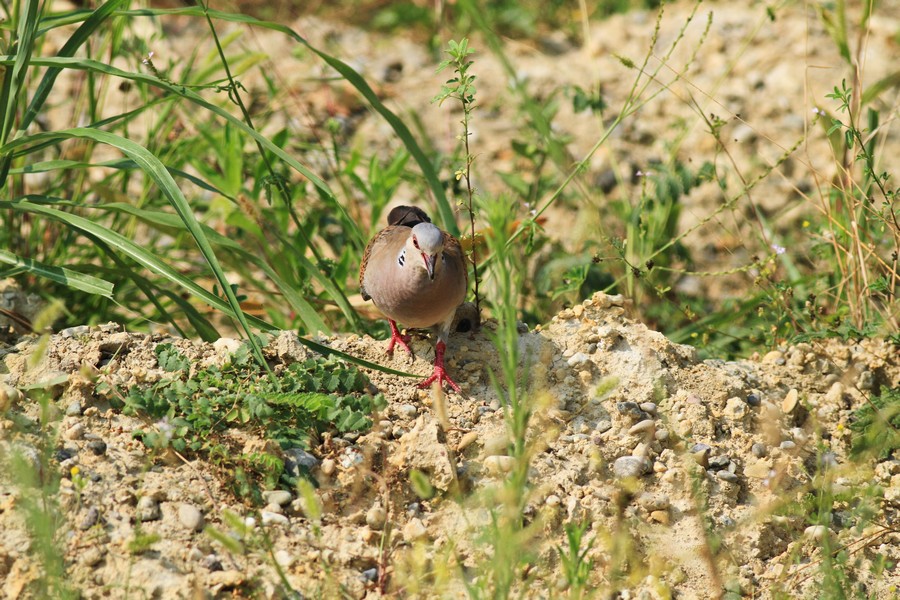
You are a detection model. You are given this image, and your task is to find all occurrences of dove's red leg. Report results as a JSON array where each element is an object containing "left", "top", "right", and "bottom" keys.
[
  {"left": 385, "top": 319, "right": 412, "bottom": 356},
  {"left": 417, "top": 340, "right": 461, "bottom": 393}
]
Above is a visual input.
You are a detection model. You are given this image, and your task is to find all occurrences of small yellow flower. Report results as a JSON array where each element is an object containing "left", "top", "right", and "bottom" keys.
[
  {"left": 70, "top": 466, "right": 80, "bottom": 477},
  {"left": 802, "top": 220, "right": 810, "bottom": 228}
]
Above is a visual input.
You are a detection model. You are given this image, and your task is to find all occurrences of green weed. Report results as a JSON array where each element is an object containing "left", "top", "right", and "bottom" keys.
[{"left": 106, "top": 342, "right": 385, "bottom": 497}]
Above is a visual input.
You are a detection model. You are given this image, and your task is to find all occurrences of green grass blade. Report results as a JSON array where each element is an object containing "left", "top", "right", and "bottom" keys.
[
  {"left": 12, "top": 158, "right": 234, "bottom": 198},
  {"left": 0, "top": 249, "right": 115, "bottom": 297},
  {"left": 93, "top": 202, "right": 330, "bottom": 334},
  {"left": 0, "top": 0, "right": 41, "bottom": 184},
  {"left": 2, "top": 123, "right": 267, "bottom": 368},
  {"left": 0, "top": 55, "right": 334, "bottom": 206},
  {"left": 90, "top": 252, "right": 212, "bottom": 340},
  {"left": 0, "top": 0, "right": 40, "bottom": 143},
  {"left": 4, "top": 198, "right": 235, "bottom": 313},
  {"left": 19, "top": 0, "right": 129, "bottom": 135},
  {"left": 0, "top": 55, "right": 364, "bottom": 327}
]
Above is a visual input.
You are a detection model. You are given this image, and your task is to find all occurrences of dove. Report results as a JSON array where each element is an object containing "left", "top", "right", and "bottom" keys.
[{"left": 359, "top": 206, "right": 468, "bottom": 392}]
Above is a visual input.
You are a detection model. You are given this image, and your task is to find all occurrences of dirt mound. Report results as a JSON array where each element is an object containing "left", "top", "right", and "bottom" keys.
[{"left": 1, "top": 287, "right": 898, "bottom": 598}]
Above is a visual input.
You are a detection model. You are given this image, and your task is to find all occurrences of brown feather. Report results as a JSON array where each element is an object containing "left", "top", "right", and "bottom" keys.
[
  {"left": 442, "top": 231, "right": 468, "bottom": 288},
  {"left": 359, "top": 225, "right": 406, "bottom": 301},
  {"left": 387, "top": 205, "right": 431, "bottom": 228}
]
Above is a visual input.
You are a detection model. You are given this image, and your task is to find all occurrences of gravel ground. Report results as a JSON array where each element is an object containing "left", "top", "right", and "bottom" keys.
[
  {"left": 3, "top": 1, "right": 900, "bottom": 597},
  {"left": 2, "top": 282, "right": 899, "bottom": 598}
]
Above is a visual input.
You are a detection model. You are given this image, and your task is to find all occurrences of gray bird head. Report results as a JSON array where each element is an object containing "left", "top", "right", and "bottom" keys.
[{"left": 408, "top": 222, "right": 444, "bottom": 280}]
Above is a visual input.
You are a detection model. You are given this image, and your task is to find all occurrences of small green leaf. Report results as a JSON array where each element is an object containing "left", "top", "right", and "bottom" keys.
[{"left": 409, "top": 469, "right": 435, "bottom": 500}]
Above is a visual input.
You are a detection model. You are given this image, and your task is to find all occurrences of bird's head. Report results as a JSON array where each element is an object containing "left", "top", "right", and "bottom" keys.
[{"left": 408, "top": 222, "right": 444, "bottom": 281}]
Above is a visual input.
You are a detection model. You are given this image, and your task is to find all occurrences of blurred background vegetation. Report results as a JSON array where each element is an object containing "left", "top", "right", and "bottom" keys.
[{"left": 1, "top": 0, "right": 897, "bottom": 360}]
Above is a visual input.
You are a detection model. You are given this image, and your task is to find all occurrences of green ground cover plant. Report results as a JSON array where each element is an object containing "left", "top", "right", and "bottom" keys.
[{"left": 112, "top": 342, "right": 385, "bottom": 497}]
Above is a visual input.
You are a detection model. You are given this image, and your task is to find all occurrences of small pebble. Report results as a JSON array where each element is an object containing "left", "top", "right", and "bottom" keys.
[
  {"left": 65, "top": 423, "right": 85, "bottom": 440},
  {"left": 632, "top": 442, "right": 650, "bottom": 459},
  {"left": 178, "top": 503, "right": 205, "bottom": 532},
  {"left": 261, "top": 510, "right": 289, "bottom": 526},
  {"left": 284, "top": 448, "right": 319, "bottom": 473},
  {"left": 746, "top": 393, "right": 761, "bottom": 407},
  {"left": 595, "top": 420, "right": 612, "bottom": 434},
  {"left": 716, "top": 471, "right": 739, "bottom": 483},
  {"left": 824, "top": 382, "right": 844, "bottom": 405},
  {"left": 628, "top": 419, "right": 655, "bottom": 435},
  {"left": 484, "top": 455, "right": 516, "bottom": 475},
  {"left": 362, "top": 567, "right": 378, "bottom": 583},
  {"left": 723, "top": 397, "right": 747, "bottom": 420},
  {"left": 79, "top": 506, "right": 100, "bottom": 530},
  {"left": 55, "top": 447, "right": 76, "bottom": 463},
  {"left": 65, "top": 401, "right": 83, "bottom": 416},
  {"left": 616, "top": 402, "right": 646, "bottom": 420},
  {"left": 136, "top": 496, "right": 161, "bottom": 522},
  {"left": 545, "top": 494, "right": 561, "bottom": 507},
  {"left": 262, "top": 490, "right": 292, "bottom": 506},
  {"left": 804, "top": 525, "right": 829, "bottom": 540},
  {"left": 398, "top": 404, "right": 418, "bottom": 419},
  {"left": 60, "top": 325, "right": 90, "bottom": 338},
  {"left": 762, "top": 350, "right": 785, "bottom": 365},
  {"left": 274, "top": 550, "right": 295, "bottom": 568},
  {"left": 654, "top": 429, "right": 669, "bottom": 442},
  {"left": 637, "top": 493, "right": 669, "bottom": 512},
  {"left": 856, "top": 370, "right": 874, "bottom": 390},
  {"left": 366, "top": 505, "right": 386, "bottom": 530},
  {"left": 691, "top": 444, "right": 711, "bottom": 468},
  {"left": 612, "top": 456, "right": 649, "bottom": 479},
  {"left": 780, "top": 440, "right": 796, "bottom": 450},
  {"left": 265, "top": 503, "right": 283, "bottom": 515},
  {"left": 457, "top": 431, "right": 479, "bottom": 452},
  {"left": 751, "top": 443, "right": 767, "bottom": 458},
  {"left": 781, "top": 389, "right": 799, "bottom": 413},
  {"left": 649, "top": 510, "right": 670, "bottom": 525},
  {"left": 567, "top": 352, "right": 589, "bottom": 366},
  {"left": 81, "top": 546, "right": 104, "bottom": 567},
  {"left": 87, "top": 440, "right": 107, "bottom": 456},
  {"left": 320, "top": 458, "right": 335, "bottom": 476},
  {"left": 708, "top": 455, "right": 731, "bottom": 470},
  {"left": 202, "top": 555, "right": 223, "bottom": 571},
  {"left": 639, "top": 402, "right": 657, "bottom": 415},
  {"left": 403, "top": 518, "right": 428, "bottom": 541}
]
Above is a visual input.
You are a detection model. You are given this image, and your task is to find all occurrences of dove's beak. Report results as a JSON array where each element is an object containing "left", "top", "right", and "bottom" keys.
[{"left": 423, "top": 253, "right": 437, "bottom": 280}]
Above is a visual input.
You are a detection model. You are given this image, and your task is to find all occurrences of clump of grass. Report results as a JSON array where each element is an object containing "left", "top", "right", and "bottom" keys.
[
  {"left": 102, "top": 342, "right": 385, "bottom": 498},
  {"left": 849, "top": 386, "right": 900, "bottom": 460}
]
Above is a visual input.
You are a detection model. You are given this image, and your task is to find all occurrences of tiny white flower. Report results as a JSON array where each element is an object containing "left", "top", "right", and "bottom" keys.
[
  {"left": 156, "top": 417, "right": 174, "bottom": 444},
  {"left": 771, "top": 243, "right": 786, "bottom": 255}
]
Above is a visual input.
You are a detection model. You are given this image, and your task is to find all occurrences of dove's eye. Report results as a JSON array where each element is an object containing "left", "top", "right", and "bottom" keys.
[{"left": 412, "top": 236, "right": 420, "bottom": 249}]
